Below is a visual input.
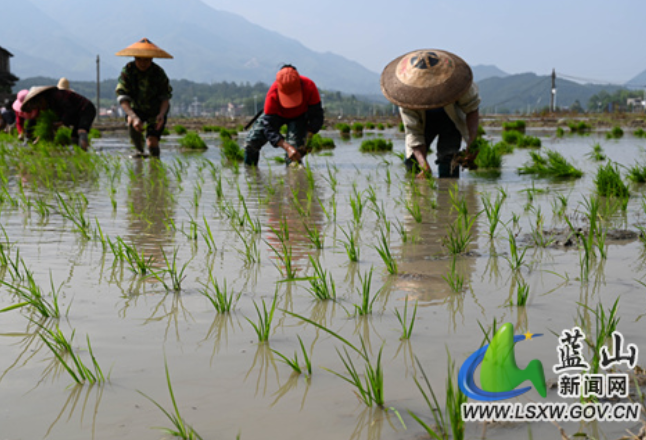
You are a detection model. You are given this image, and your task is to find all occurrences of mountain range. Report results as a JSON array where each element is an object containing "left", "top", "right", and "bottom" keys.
[{"left": 2, "top": 0, "right": 643, "bottom": 112}]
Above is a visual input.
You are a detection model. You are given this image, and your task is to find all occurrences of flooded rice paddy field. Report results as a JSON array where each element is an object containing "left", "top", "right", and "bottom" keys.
[{"left": 1, "top": 127, "right": 646, "bottom": 440}]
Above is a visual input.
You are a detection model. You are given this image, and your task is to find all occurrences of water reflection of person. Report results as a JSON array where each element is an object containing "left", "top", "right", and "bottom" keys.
[
  {"left": 125, "top": 159, "right": 176, "bottom": 265},
  {"left": 396, "top": 179, "right": 480, "bottom": 307},
  {"left": 262, "top": 167, "right": 325, "bottom": 278}
]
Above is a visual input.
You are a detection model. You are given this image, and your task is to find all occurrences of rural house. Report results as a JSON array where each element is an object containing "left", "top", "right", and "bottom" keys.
[{"left": 0, "top": 46, "right": 19, "bottom": 100}]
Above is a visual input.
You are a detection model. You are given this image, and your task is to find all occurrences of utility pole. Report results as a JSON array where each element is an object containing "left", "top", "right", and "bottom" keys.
[
  {"left": 96, "top": 55, "right": 100, "bottom": 118},
  {"left": 550, "top": 68, "right": 556, "bottom": 112}
]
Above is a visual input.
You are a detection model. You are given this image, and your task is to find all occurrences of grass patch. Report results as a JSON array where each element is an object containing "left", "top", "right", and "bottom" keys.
[{"left": 518, "top": 149, "right": 583, "bottom": 178}]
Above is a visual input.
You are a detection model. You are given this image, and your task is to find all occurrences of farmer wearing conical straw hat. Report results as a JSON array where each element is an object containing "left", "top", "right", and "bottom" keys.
[
  {"left": 381, "top": 49, "right": 481, "bottom": 178},
  {"left": 115, "top": 38, "right": 173, "bottom": 157}
]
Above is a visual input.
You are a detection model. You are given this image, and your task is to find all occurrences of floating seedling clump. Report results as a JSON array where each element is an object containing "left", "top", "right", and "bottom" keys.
[
  {"left": 471, "top": 138, "right": 503, "bottom": 170},
  {"left": 221, "top": 138, "right": 244, "bottom": 162},
  {"left": 335, "top": 122, "right": 350, "bottom": 135},
  {"left": 173, "top": 124, "right": 187, "bottom": 135},
  {"left": 567, "top": 120, "right": 591, "bottom": 134},
  {"left": 627, "top": 162, "right": 646, "bottom": 183},
  {"left": 501, "top": 130, "right": 523, "bottom": 144},
  {"left": 54, "top": 126, "right": 72, "bottom": 146},
  {"left": 179, "top": 131, "right": 207, "bottom": 150},
  {"left": 517, "top": 135, "right": 541, "bottom": 148},
  {"left": 359, "top": 138, "right": 393, "bottom": 153},
  {"left": 606, "top": 126, "right": 624, "bottom": 139},
  {"left": 33, "top": 109, "right": 58, "bottom": 142},
  {"left": 518, "top": 149, "right": 583, "bottom": 178}
]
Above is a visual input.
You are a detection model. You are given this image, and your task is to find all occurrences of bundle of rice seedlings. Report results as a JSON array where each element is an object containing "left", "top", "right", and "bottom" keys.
[
  {"left": 307, "top": 133, "right": 336, "bottom": 152},
  {"left": 605, "top": 126, "right": 624, "bottom": 139},
  {"left": 173, "top": 124, "right": 187, "bottom": 135},
  {"left": 586, "top": 143, "right": 606, "bottom": 161},
  {"left": 502, "top": 120, "right": 526, "bottom": 133},
  {"left": 376, "top": 123, "right": 385, "bottom": 130},
  {"left": 222, "top": 138, "right": 244, "bottom": 162},
  {"left": 352, "top": 122, "right": 364, "bottom": 133},
  {"left": 494, "top": 141, "right": 514, "bottom": 155},
  {"left": 502, "top": 130, "right": 523, "bottom": 144},
  {"left": 202, "top": 125, "right": 222, "bottom": 133},
  {"left": 398, "top": 122, "right": 404, "bottom": 132},
  {"left": 359, "top": 138, "right": 393, "bottom": 153},
  {"left": 627, "top": 163, "right": 646, "bottom": 183},
  {"left": 335, "top": 123, "right": 350, "bottom": 134},
  {"left": 179, "top": 131, "right": 207, "bottom": 150},
  {"left": 477, "top": 125, "right": 486, "bottom": 137},
  {"left": 219, "top": 128, "right": 237, "bottom": 140},
  {"left": 88, "top": 128, "right": 102, "bottom": 139},
  {"left": 54, "top": 127, "right": 72, "bottom": 146},
  {"left": 473, "top": 139, "right": 503, "bottom": 169},
  {"left": 594, "top": 162, "right": 629, "bottom": 198},
  {"left": 518, "top": 149, "right": 583, "bottom": 178},
  {"left": 365, "top": 122, "right": 375, "bottom": 129},
  {"left": 556, "top": 127, "right": 565, "bottom": 137},
  {"left": 633, "top": 128, "right": 646, "bottom": 138},
  {"left": 567, "top": 120, "right": 591, "bottom": 134},
  {"left": 33, "top": 109, "right": 58, "bottom": 142},
  {"left": 517, "top": 135, "right": 541, "bottom": 148}
]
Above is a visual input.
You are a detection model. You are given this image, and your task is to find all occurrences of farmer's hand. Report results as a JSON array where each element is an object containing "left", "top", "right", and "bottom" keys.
[
  {"left": 128, "top": 115, "right": 144, "bottom": 132},
  {"left": 286, "top": 144, "right": 302, "bottom": 163}
]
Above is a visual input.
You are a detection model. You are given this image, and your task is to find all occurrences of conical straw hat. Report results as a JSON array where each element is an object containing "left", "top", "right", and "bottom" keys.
[
  {"left": 380, "top": 49, "right": 472, "bottom": 110},
  {"left": 115, "top": 38, "right": 173, "bottom": 59},
  {"left": 20, "top": 85, "right": 57, "bottom": 112}
]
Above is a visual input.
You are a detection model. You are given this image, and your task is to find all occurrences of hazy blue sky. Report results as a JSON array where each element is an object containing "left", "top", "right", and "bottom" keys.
[{"left": 203, "top": 0, "right": 646, "bottom": 84}]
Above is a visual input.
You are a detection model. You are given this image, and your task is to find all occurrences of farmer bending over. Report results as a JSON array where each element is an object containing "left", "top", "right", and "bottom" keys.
[
  {"left": 381, "top": 49, "right": 480, "bottom": 178},
  {"left": 244, "top": 64, "right": 324, "bottom": 166}
]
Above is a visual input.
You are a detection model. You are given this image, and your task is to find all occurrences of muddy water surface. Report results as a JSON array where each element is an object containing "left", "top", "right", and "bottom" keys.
[{"left": 1, "top": 128, "right": 645, "bottom": 439}]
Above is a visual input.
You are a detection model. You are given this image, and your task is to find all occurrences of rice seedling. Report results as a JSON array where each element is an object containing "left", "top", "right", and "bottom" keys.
[
  {"left": 556, "top": 126, "right": 565, "bottom": 137},
  {"left": 173, "top": 124, "right": 188, "bottom": 135},
  {"left": 0, "top": 271, "right": 63, "bottom": 318},
  {"left": 353, "top": 268, "right": 382, "bottom": 316},
  {"left": 201, "top": 216, "right": 217, "bottom": 253},
  {"left": 443, "top": 211, "right": 477, "bottom": 255},
  {"left": 233, "top": 228, "right": 260, "bottom": 264},
  {"left": 38, "top": 323, "right": 105, "bottom": 385},
  {"left": 594, "top": 162, "right": 629, "bottom": 198},
  {"left": 271, "top": 335, "right": 312, "bottom": 377},
  {"left": 518, "top": 149, "right": 583, "bottom": 178},
  {"left": 323, "top": 162, "right": 338, "bottom": 192},
  {"left": 407, "top": 355, "right": 466, "bottom": 440},
  {"left": 374, "top": 229, "right": 398, "bottom": 275},
  {"left": 56, "top": 192, "right": 93, "bottom": 239},
  {"left": 404, "top": 197, "right": 423, "bottom": 223},
  {"left": 305, "top": 256, "right": 336, "bottom": 301},
  {"left": 394, "top": 297, "right": 418, "bottom": 340},
  {"left": 349, "top": 188, "right": 365, "bottom": 223},
  {"left": 338, "top": 224, "right": 360, "bottom": 262},
  {"left": 577, "top": 298, "right": 620, "bottom": 374},
  {"left": 33, "top": 110, "right": 58, "bottom": 142},
  {"left": 152, "top": 247, "right": 192, "bottom": 292},
  {"left": 352, "top": 122, "right": 364, "bottom": 134},
  {"left": 266, "top": 222, "right": 297, "bottom": 280},
  {"left": 510, "top": 280, "right": 530, "bottom": 306},
  {"left": 504, "top": 229, "right": 529, "bottom": 271},
  {"left": 302, "top": 220, "right": 323, "bottom": 249},
  {"left": 634, "top": 128, "right": 646, "bottom": 138},
  {"left": 246, "top": 292, "right": 278, "bottom": 343},
  {"left": 54, "top": 126, "right": 72, "bottom": 146},
  {"left": 481, "top": 190, "right": 506, "bottom": 238},
  {"left": 117, "top": 237, "right": 155, "bottom": 275},
  {"left": 359, "top": 138, "right": 393, "bottom": 153},
  {"left": 606, "top": 126, "right": 624, "bottom": 139},
  {"left": 528, "top": 206, "right": 555, "bottom": 248},
  {"left": 138, "top": 359, "right": 203, "bottom": 440},
  {"left": 199, "top": 269, "right": 240, "bottom": 313},
  {"left": 284, "top": 310, "right": 385, "bottom": 406},
  {"left": 586, "top": 143, "right": 606, "bottom": 161},
  {"left": 627, "top": 162, "right": 646, "bottom": 183},
  {"left": 442, "top": 257, "right": 464, "bottom": 293},
  {"left": 88, "top": 128, "right": 102, "bottom": 139},
  {"left": 394, "top": 218, "right": 409, "bottom": 243},
  {"left": 221, "top": 138, "right": 244, "bottom": 162}
]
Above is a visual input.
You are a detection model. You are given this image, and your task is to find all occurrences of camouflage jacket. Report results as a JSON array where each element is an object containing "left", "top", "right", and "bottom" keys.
[{"left": 115, "top": 61, "right": 172, "bottom": 118}]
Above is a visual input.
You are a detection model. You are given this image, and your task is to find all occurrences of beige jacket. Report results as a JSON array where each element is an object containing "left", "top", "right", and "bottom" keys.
[{"left": 400, "top": 82, "right": 481, "bottom": 158}]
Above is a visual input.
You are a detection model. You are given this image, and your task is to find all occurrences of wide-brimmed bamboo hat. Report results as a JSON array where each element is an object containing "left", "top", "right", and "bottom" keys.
[
  {"left": 115, "top": 38, "right": 173, "bottom": 59},
  {"left": 20, "top": 85, "right": 57, "bottom": 112},
  {"left": 380, "top": 49, "right": 472, "bottom": 109}
]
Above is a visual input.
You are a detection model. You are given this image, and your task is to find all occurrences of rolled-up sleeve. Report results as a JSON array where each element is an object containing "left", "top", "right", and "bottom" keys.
[
  {"left": 400, "top": 107, "right": 426, "bottom": 156},
  {"left": 455, "top": 83, "right": 480, "bottom": 114}
]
